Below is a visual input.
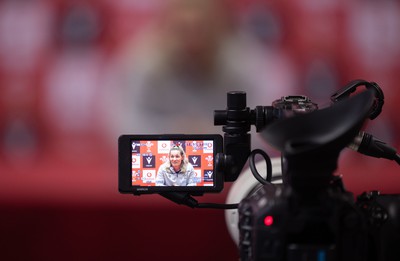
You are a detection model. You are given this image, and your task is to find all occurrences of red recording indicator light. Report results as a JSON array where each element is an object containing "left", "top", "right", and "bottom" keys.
[{"left": 264, "top": 215, "right": 274, "bottom": 226}]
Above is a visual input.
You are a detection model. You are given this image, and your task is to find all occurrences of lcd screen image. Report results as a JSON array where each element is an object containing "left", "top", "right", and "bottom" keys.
[{"left": 131, "top": 140, "right": 215, "bottom": 187}]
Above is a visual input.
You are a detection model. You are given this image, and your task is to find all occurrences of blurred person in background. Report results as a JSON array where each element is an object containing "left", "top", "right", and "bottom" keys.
[{"left": 101, "top": 0, "right": 298, "bottom": 153}]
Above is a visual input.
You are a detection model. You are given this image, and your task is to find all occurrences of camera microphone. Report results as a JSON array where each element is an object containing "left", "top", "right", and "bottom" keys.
[{"left": 348, "top": 131, "right": 400, "bottom": 164}]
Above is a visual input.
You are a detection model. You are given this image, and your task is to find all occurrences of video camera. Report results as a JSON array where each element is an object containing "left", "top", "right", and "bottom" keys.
[{"left": 118, "top": 79, "right": 400, "bottom": 260}]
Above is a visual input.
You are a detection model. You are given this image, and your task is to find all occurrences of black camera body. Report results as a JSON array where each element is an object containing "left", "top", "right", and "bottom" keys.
[
  {"left": 356, "top": 192, "right": 400, "bottom": 261},
  {"left": 233, "top": 88, "right": 400, "bottom": 260},
  {"left": 239, "top": 182, "right": 367, "bottom": 261},
  {"left": 119, "top": 79, "right": 400, "bottom": 260},
  {"left": 238, "top": 184, "right": 400, "bottom": 261}
]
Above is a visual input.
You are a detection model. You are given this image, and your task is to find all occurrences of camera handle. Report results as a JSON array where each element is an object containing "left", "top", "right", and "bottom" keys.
[
  {"left": 330, "top": 80, "right": 400, "bottom": 165},
  {"left": 330, "top": 79, "right": 384, "bottom": 120}
]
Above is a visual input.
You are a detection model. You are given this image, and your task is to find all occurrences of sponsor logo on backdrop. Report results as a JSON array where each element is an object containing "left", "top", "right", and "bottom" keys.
[
  {"left": 145, "top": 141, "right": 154, "bottom": 152},
  {"left": 203, "top": 170, "right": 213, "bottom": 182},
  {"left": 131, "top": 141, "right": 140, "bottom": 153},
  {"left": 159, "top": 155, "right": 169, "bottom": 163},
  {"left": 132, "top": 170, "right": 141, "bottom": 183},
  {"left": 192, "top": 141, "right": 200, "bottom": 152},
  {"left": 158, "top": 141, "right": 170, "bottom": 154},
  {"left": 132, "top": 155, "right": 141, "bottom": 169},
  {"left": 189, "top": 155, "right": 201, "bottom": 168},
  {"left": 143, "top": 155, "right": 155, "bottom": 168},
  {"left": 142, "top": 170, "right": 156, "bottom": 183},
  {"left": 194, "top": 169, "right": 201, "bottom": 183},
  {"left": 132, "top": 170, "right": 140, "bottom": 177},
  {"left": 172, "top": 141, "right": 185, "bottom": 151},
  {"left": 205, "top": 155, "right": 213, "bottom": 167},
  {"left": 203, "top": 141, "right": 213, "bottom": 153}
]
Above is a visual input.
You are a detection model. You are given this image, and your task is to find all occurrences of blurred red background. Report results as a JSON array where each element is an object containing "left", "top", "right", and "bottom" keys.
[{"left": 1, "top": 0, "right": 400, "bottom": 260}]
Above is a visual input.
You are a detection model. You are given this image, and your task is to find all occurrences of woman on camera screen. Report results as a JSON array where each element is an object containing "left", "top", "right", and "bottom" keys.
[{"left": 155, "top": 145, "right": 196, "bottom": 186}]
